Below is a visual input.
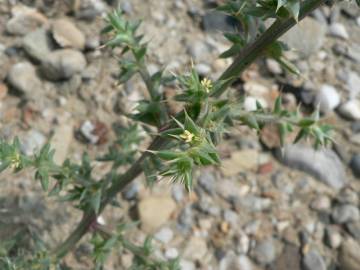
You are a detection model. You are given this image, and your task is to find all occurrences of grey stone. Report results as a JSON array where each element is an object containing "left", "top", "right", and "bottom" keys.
[
  {"left": 179, "top": 260, "right": 196, "bottom": 270},
  {"left": 275, "top": 144, "right": 347, "bottom": 190},
  {"left": 51, "top": 122, "right": 73, "bottom": 165},
  {"left": 7, "top": 62, "right": 42, "bottom": 96},
  {"left": 198, "top": 170, "right": 216, "bottom": 195},
  {"left": 313, "top": 84, "right": 341, "bottom": 113},
  {"left": 338, "top": 100, "right": 360, "bottom": 120},
  {"left": 81, "top": 65, "right": 100, "bottom": 81},
  {"left": 196, "top": 196, "right": 221, "bottom": 216},
  {"left": 165, "top": 247, "right": 178, "bottom": 259},
  {"left": 251, "top": 237, "right": 277, "bottom": 265},
  {"left": 329, "top": 23, "right": 349, "bottom": 40},
  {"left": 187, "top": 40, "right": 210, "bottom": 62},
  {"left": 195, "top": 63, "right": 211, "bottom": 76},
  {"left": 266, "top": 59, "right": 282, "bottom": 75},
  {"left": 154, "top": 227, "right": 174, "bottom": 244},
  {"left": 281, "top": 17, "right": 326, "bottom": 57},
  {"left": 202, "top": 11, "right": 239, "bottom": 32},
  {"left": 329, "top": 7, "right": 340, "bottom": 23},
  {"left": 341, "top": 3, "right": 359, "bottom": 18},
  {"left": 6, "top": 6, "right": 48, "bottom": 35},
  {"left": 80, "top": 120, "right": 99, "bottom": 144},
  {"left": 339, "top": 238, "right": 360, "bottom": 270},
  {"left": 234, "top": 195, "right": 272, "bottom": 212},
  {"left": 345, "top": 222, "right": 360, "bottom": 240},
  {"left": 346, "top": 71, "right": 360, "bottom": 98},
  {"left": 270, "top": 244, "right": 301, "bottom": 270},
  {"left": 171, "top": 184, "right": 184, "bottom": 202},
  {"left": 20, "top": 130, "right": 47, "bottom": 156},
  {"left": 350, "top": 154, "right": 360, "bottom": 177},
  {"left": 243, "top": 220, "right": 261, "bottom": 235},
  {"left": 220, "top": 253, "right": 255, "bottom": 270},
  {"left": 324, "top": 227, "right": 342, "bottom": 249},
  {"left": 347, "top": 45, "right": 360, "bottom": 64},
  {"left": 122, "top": 181, "right": 140, "bottom": 200},
  {"left": 121, "top": 1, "right": 133, "bottom": 14},
  {"left": 223, "top": 209, "right": 239, "bottom": 227},
  {"left": 85, "top": 37, "right": 100, "bottom": 50},
  {"left": 183, "top": 237, "right": 208, "bottom": 261},
  {"left": 75, "top": 0, "right": 106, "bottom": 20},
  {"left": 23, "top": 28, "right": 53, "bottom": 62},
  {"left": 41, "top": 49, "right": 86, "bottom": 80},
  {"left": 235, "top": 231, "right": 250, "bottom": 254},
  {"left": 310, "top": 195, "right": 331, "bottom": 211},
  {"left": 178, "top": 206, "right": 193, "bottom": 232},
  {"left": 337, "top": 188, "right": 359, "bottom": 205},
  {"left": 331, "top": 204, "right": 360, "bottom": 224},
  {"left": 302, "top": 250, "right": 326, "bottom": 270},
  {"left": 312, "top": 9, "right": 328, "bottom": 24},
  {"left": 56, "top": 74, "right": 82, "bottom": 94},
  {"left": 351, "top": 121, "right": 360, "bottom": 133}
]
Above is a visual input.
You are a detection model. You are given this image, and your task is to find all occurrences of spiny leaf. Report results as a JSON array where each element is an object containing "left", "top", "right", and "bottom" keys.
[
  {"left": 241, "top": 114, "right": 259, "bottom": 130},
  {"left": 285, "top": 0, "right": 300, "bottom": 21},
  {"left": 274, "top": 96, "right": 282, "bottom": 114},
  {"left": 220, "top": 44, "right": 244, "bottom": 58},
  {"left": 154, "top": 150, "right": 182, "bottom": 161},
  {"left": 277, "top": 56, "right": 300, "bottom": 76},
  {"left": 278, "top": 122, "right": 287, "bottom": 146},
  {"left": 91, "top": 190, "right": 102, "bottom": 214},
  {"left": 294, "top": 128, "right": 308, "bottom": 144},
  {"left": 133, "top": 46, "right": 147, "bottom": 61},
  {"left": 184, "top": 111, "right": 200, "bottom": 135},
  {"left": 277, "top": 0, "right": 287, "bottom": 11},
  {"left": 298, "top": 118, "right": 315, "bottom": 128}
]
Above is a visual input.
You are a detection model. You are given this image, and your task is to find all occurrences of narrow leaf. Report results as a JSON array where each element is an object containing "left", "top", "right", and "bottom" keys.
[
  {"left": 285, "top": 0, "right": 300, "bottom": 21},
  {"left": 274, "top": 96, "right": 282, "bottom": 114},
  {"left": 278, "top": 122, "right": 287, "bottom": 146}
]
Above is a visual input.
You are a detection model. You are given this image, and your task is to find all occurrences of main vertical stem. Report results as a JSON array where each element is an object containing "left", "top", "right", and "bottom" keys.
[
  {"left": 53, "top": 0, "right": 327, "bottom": 260},
  {"left": 212, "top": 0, "right": 328, "bottom": 98}
]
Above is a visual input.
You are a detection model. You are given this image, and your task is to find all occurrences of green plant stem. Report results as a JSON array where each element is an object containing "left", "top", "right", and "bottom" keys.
[
  {"left": 211, "top": 0, "right": 327, "bottom": 98},
  {"left": 137, "top": 61, "right": 157, "bottom": 100},
  {"left": 53, "top": 212, "right": 97, "bottom": 259},
  {"left": 52, "top": 0, "right": 326, "bottom": 259},
  {"left": 52, "top": 136, "right": 168, "bottom": 259}
]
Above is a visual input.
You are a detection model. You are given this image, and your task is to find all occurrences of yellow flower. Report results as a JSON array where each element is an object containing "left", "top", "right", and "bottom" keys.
[
  {"left": 10, "top": 153, "right": 21, "bottom": 169},
  {"left": 180, "top": 130, "right": 195, "bottom": 143},
  {"left": 201, "top": 78, "right": 213, "bottom": 93}
]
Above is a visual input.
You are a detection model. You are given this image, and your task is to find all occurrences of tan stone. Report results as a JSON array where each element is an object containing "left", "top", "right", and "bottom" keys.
[
  {"left": 52, "top": 18, "right": 85, "bottom": 50},
  {"left": 221, "top": 149, "right": 259, "bottom": 177},
  {"left": 138, "top": 196, "right": 176, "bottom": 233}
]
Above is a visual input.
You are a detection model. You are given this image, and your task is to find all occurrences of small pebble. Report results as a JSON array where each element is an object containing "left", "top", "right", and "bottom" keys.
[
  {"left": 329, "top": 23, "right": 349, "bottom": 40},
  {"left": 154, "top": 227, "right": 174, "bottom": 244},
  {"left": 302, "top": 250, "right": 326, "bottom": 270},
  {"left": 331, "top": 204, "right": 360, "bottom": 224}
]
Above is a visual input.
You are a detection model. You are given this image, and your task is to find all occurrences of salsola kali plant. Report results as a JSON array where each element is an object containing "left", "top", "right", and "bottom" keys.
[{"left": 0, "top": 0, "right": 358, "bottom": 269}]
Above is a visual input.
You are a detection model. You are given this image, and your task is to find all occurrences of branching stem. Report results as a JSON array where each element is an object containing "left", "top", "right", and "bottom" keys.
[{"left": 53, "top": 0, "right": 327, "bottom": 259}]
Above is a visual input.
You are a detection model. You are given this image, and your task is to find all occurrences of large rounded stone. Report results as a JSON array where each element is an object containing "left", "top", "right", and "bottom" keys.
[
  {"left": 41, "top": 49, "right": 86, "bottom": 81},
  {"left": 7, "top": 62, "right": 41, "bottom": 95},
  {"left": 52, "top": 18, "right": 86, "bottom": 50}
]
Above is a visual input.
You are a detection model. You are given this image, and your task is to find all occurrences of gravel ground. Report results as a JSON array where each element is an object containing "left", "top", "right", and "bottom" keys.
[{"left": 0, "top": 0, "right": 360, "bottom": 269}]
